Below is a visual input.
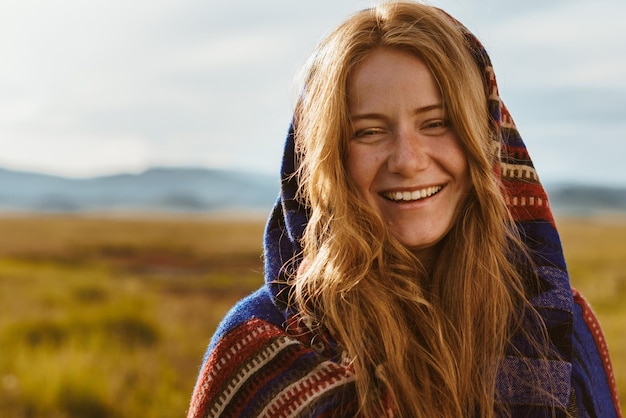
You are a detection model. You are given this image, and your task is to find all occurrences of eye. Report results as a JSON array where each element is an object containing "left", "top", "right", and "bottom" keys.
[
  {"left": 354, "top": 128, "right": 381, "bottom": 137},
  {"left": 352, "top": 127, "right": 386, "bottom": 142},
  {"left": 422, "top": 119, "right": 451, "bottom": 135}
]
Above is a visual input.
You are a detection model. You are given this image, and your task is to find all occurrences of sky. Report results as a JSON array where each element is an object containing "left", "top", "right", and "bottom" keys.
[{"left": 1, "top": 0, "right": 625, "bottom": 185}]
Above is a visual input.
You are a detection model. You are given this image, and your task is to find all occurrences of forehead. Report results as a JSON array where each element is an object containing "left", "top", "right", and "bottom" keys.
[{"left": 347, "top": 48, "right": 441, "bottom": 112}]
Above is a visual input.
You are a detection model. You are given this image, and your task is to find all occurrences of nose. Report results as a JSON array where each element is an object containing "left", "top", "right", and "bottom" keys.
[{"left": 387, "top": 128, "right": 430, "bottom": 176}]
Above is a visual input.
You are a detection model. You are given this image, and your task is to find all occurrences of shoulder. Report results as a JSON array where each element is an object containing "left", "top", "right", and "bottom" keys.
[
  {"left": 206, "top": 286, "right": 285, "bottom": 353},
  {"left": 187, "top": 286, "right": 358, "bottom": 418}
]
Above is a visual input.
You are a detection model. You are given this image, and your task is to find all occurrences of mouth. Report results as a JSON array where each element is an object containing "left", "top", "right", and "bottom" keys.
[{"left": 381, "top": 185, "right": 443, "bottom": 202}]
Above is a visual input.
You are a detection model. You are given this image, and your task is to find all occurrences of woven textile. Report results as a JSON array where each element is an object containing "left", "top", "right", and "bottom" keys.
[{"left": 187, "top": 9, "right": 621, "bottom": 418}]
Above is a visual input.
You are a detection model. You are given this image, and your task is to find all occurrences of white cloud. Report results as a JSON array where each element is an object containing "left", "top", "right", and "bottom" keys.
[
  {"left": 0, "top": 134, "right": 152, "bottom": 178},
  {"left": 183, "top": 32, "right": 294, "bottom": 73}
]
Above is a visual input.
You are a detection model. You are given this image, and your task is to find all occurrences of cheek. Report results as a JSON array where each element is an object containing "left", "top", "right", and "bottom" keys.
[
  {"left": 440, "top": 138, "right": 471, "bottom": 184},
  {"left": 346, "top": 146, "right": 381, "bottom": 193},
  {"left": 457, "top": 154, "right": 472, "bottom": 189},
  {"left": 453, "top": 154, "right": 470, "bottom": 185}
]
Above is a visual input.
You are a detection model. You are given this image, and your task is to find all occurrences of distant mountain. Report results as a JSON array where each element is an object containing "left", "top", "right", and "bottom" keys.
[
  {"left": 0, "top": 166, "right": 625, "bottom": 216},
  {"left": 0, "top": 167, "right": 279, "bottom": 213},
  {"left": 546, "top": 183, "right": 626, "bottom": 217}
]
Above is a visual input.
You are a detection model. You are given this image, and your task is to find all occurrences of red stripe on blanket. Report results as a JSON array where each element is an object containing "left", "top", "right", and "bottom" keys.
[{"left": 188, "top": 318, "right": 286, "bottom": 418}]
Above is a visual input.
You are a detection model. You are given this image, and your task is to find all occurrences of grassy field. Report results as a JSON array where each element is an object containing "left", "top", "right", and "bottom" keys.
[{"left": 0, "top": 214, "right": 623, "bottom": 417}]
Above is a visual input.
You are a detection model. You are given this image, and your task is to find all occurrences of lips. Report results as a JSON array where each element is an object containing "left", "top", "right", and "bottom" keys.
[{"left": 382, "top": 185, "right": 443, "bottom": 202}]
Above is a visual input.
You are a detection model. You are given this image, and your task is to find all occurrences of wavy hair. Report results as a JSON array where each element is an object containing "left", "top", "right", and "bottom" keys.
[{"left": 292, "top": 2, "right": 555, "bottom": 417}]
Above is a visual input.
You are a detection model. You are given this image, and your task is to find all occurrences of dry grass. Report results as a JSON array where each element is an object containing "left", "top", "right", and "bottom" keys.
[
  {"left": 0, "top": 214, "right": 622, "bottom": 416},
  {"left": 0, "top": 214, "right": 265, "bottom": 418}
]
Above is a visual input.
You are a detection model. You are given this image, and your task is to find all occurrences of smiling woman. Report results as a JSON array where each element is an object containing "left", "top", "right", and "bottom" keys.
[{"left": 187, "top": 2, "right": 621, "bottom": 417}]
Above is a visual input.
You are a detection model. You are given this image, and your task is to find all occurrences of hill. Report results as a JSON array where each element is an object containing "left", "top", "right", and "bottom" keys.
[
  {"left": 0, "top": 167, "right": 278, "bottom": 213},
  {"left": 545, "top": 183, "right": 626, "bottom": 216},
  {"left": 0, "top": 166, "right": 625, "bottom": 216}
]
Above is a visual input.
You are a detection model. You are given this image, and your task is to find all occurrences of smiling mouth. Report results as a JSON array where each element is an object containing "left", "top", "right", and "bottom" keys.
[{"left": 382, "top": 185, "right": 443, "bottom": 202}]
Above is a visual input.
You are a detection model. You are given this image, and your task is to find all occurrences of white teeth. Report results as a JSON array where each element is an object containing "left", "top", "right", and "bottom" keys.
[{"left": 384, "top": 186, "right": 442, "bottom": 202}]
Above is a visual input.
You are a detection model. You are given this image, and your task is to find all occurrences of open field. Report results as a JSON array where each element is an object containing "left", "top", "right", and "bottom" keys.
[{"left": 0, "top": 214, "right": 623, "bottom": 417}]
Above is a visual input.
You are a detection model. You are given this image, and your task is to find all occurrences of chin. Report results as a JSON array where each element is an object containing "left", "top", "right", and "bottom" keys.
[{"left": 394, "top": 229, "right": 450, "bottom": 258}]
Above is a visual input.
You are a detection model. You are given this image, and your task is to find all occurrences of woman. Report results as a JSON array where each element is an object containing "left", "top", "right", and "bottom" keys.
[{"left": 188, "top": 2, "right": 621, "bottom": 417}]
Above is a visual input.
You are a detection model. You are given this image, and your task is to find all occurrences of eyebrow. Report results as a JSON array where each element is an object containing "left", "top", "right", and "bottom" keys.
[{"left": 350, "top": 103, "right": 443, "bottom": 121}]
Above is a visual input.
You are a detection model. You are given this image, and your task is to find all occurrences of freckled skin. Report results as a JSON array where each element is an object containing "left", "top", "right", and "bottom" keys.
[{"left": 346, "top": 48, "right": 472, "bottom": 258}]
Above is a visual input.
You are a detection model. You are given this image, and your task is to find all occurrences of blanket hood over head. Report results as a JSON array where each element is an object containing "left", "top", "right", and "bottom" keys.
[{"left": 260, "top": 13, "right": 620, "bottom": 418}]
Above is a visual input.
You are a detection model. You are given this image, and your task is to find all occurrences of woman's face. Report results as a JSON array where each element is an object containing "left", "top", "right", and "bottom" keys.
[{"left": 346, "top": 48, "right": 472, "bottom": 256}]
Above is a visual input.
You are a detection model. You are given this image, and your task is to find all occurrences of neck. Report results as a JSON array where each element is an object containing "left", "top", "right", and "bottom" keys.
[{"left": 411, "top": 244, "right": 440, "bottom": 275}]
